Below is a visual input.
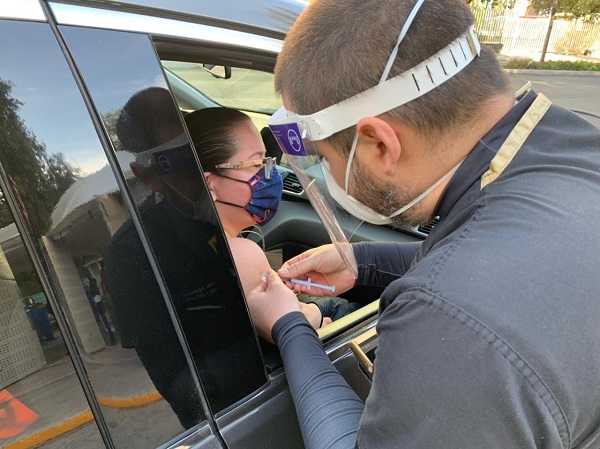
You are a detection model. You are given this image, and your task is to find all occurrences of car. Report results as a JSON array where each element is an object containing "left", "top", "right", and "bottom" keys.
[
  {"left": 0, "top": 1, "right": 429, "bottom": 448},
  {"left": 3, "top": 1, "right": 600, "bottom": 448}
]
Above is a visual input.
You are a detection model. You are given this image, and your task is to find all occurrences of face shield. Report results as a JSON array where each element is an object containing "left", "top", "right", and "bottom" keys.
[
  {"left": 134, "top": 132, "right": 195, "bottom": 174},
  {"left": 269, "top": 107, "right": 365, "bottom": 278},
  {"left": 269, "top": 1, "right": 480, "bottom": 277},
  {"left": 133, "top": 133, "right": 220, "bottom": 223}
]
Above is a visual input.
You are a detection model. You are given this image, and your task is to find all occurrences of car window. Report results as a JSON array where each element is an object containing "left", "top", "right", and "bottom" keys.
[
  {"left": 0, "top": 19, "right": 209, "bottom": 448},
  {"left": 158, "top": 45, "right": 391, "bottom": 342},
  {"left": 58, "top": 25, "right": 267, "bottom": 415},
  {"left": 162, "top": 61, "right": 281, "bottom": 114}
]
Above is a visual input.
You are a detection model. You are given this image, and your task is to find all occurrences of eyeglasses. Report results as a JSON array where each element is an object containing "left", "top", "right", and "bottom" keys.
[{"left": 214, "top": 157, "right": 277, "bottom": 180}]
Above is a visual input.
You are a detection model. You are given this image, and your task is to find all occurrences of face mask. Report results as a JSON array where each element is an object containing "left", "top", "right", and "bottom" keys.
[
  {"left": 322, "top": 157, "right": 463, "bottom": 225},
  {"left": 216, "top": 165, "right": 283, "bottom": 226}
]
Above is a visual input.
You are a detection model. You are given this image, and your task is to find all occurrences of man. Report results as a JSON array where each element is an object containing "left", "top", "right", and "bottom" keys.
[{"left": 247, "top": 0, "right": 600, "bottom": 448}]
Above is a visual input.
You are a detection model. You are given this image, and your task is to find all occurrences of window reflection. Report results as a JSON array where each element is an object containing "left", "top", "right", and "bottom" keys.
[
  {"left": 0, "top": 20, "right": 203, "bottom": 448},
  {"left": 59, "top": 26, "right": 267, "bottom": 415}
]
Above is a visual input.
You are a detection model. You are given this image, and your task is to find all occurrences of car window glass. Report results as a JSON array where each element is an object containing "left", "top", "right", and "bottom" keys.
[
  {"left": 58, "top": 26, "right": 267, "bottom": 414},
  {"left": 0, "top": 20, "right": 209, "bottom": 447},
  {"left": 162, "top": 61, "right": 281, "bottom": 115}
]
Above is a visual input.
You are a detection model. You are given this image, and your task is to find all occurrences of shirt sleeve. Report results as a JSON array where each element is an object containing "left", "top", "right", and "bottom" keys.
[
  {"left": 272, "top": 312, "right": 364, "bottom": 449},
  {"left": 353, "top": 242, "right": 421, "bottom": 287}
]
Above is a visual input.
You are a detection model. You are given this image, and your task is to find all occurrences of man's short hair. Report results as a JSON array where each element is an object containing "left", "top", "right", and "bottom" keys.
[
  {"left": 275, "top": 0, "right": 511, "bottom": 154},
  {"left": 117, "top": 87, "right": 182, "bottom": 153}
]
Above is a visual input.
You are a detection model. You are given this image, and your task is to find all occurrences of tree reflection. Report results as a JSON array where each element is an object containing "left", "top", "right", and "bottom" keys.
[{"left": 0, "top": 78, "right": 80, "bottom": 236}]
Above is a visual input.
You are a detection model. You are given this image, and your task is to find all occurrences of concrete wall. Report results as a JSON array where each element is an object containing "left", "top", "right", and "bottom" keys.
[
  {"left": 0, "top": 250, "right": 44, "bottom": 389},
  {"left": 41, "top": 236, "right": 105, "bottom": 355}
]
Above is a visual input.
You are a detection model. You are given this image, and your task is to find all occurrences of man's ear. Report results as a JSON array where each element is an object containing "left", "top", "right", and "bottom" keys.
[
  {"left": 356, "top": 117, "right": 401, "bottom": 176},
  {"left": 130, "top": 162, "right": 164, "bottom": 192},
  {"left": 203, "top": 172, "right": 218, "bottom": 201}
]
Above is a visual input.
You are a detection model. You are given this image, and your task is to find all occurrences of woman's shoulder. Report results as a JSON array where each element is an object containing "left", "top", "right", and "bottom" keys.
[
  {"left": 227, "top": 236, "right": 266, "bottom": 259},
  {"left": 227, "top": 237, "right": 271, "bottom": 294}
]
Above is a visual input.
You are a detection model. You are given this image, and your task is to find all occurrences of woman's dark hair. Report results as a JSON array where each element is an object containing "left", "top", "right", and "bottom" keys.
[{"left": 184, "top": 107, "right": 252, "bottom": 173}]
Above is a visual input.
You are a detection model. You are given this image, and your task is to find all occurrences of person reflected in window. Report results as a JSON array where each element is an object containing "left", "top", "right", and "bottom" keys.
[
  {"left": 184, "top": 107, "right": 361, "bottom": 326},
  {"left": 87, "top": 276, "right": 116, "bottom": 345},
  {"left": 107, "top": 87, "right": 263, "bottom": 429},
  {"left": 23, "top": 297, "right": 55, "bottom": 344}
]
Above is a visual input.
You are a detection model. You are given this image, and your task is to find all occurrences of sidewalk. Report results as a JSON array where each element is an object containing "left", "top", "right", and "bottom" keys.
[
  {"left": 2, "top": 340, "right": 161, "bottom": 449},
  {"left": 497, "top": 49, "right": 600, "bottom": 76}
]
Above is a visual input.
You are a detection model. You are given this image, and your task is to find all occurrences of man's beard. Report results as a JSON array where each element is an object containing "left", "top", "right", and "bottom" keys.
[{"left": 350, "top": 160, "right": 434, "bottom": 227}]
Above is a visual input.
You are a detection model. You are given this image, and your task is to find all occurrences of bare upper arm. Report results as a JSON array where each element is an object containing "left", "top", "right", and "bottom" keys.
[{"left": 227, "top": 237, "right": 272, "bottom": 296}]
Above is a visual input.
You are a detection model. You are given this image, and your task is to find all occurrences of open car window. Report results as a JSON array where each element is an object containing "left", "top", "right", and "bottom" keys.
[{"left": 159, "top": 53, "right": 393, "bottom": 343}]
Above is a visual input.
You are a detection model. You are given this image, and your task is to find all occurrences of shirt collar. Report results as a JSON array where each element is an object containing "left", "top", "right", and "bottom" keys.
[{"left": 434, "top": 89, "right": 538, "bottom": 218}]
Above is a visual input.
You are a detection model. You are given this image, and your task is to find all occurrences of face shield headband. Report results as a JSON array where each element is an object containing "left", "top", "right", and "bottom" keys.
[
  {"left": 268, "top": 1, "right": 480, "bottom": 277},
  {"left": 268, "top": 28, "right": 480, "bottom": 147}
]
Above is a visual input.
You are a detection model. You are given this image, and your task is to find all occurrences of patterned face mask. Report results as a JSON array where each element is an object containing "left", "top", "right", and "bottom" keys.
[{"left": 215, "top": 165, "right": 283, "bottom": 226}]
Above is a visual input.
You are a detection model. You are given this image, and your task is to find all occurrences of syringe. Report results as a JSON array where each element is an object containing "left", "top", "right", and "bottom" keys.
[
  {"left": 260, "top": 274, "right": 336, "bottom": 293},
  {"left": 287, "top": 278, "right": 336, "bottom": 293}
]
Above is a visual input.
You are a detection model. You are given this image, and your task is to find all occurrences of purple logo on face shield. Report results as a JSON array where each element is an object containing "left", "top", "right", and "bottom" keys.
[
  {"left": 153, "top": 144, "right": 195, "bottom": 174},
  {"left": 269, "top": 123, "right": 307, "bottom": 156},
  {"left": 157, "top": 154, "right": 172, "bottom": 172},
  {"left": 287, "top": 129, "right": 302, "bottom": 152}
]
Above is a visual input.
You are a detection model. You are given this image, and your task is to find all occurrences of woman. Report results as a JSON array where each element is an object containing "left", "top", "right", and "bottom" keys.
[{"left": 184, "top": 107, "right": 360, "bottom": 328}]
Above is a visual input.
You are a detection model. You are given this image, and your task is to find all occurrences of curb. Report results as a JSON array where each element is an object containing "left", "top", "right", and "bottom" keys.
[
  {"left": 3, "top": 411, "right": 93, "bottom": 449},
  {"left": 503, "top": 68, "right": 600, "bottom": 76},
  {"left": 97, "top": 390, "right": 162, "bottom": 408},
  {"left": 4, "top": 392, "right": 163, "bottom": 449}
]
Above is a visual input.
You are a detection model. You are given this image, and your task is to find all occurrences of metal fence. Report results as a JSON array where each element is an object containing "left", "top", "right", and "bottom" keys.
[{"left": 471, "top": 6, "right": 600, "bottom": 56}]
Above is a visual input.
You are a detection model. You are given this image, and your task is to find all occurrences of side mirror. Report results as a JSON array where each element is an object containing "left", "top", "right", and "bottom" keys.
[{"left": 202, "top": 64, "right": 232, "bottom": 79}]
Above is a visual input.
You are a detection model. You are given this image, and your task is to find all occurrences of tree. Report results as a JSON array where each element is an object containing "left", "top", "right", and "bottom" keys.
[
  {"left": 532, "top": 0, "right": 600, "bottom": 17},
  {"left": 43, "top": 152, "right": 81, "bottom": 208},
  {"left": 0, "top": 78, "right": 80, "bottom": 237},
  {"left": 531, "top": 0, "right": 600, "bottom": 62},
  {"left": 102, "top": 108, "right": 123, "bottom": 152}
]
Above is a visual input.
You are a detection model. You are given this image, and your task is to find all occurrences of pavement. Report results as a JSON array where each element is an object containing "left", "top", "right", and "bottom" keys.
[{"left": 1, "top": 337, "right": 166, "bottom": 449}]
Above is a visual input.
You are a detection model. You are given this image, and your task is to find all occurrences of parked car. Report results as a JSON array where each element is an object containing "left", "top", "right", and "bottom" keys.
[{"left": 0, "top": 1, "right": 428, "bottom": 448}]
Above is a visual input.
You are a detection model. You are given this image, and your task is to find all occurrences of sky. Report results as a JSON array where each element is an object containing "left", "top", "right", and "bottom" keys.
[{"left": 1, "top": 20, "right": 165, "bottom": 176}]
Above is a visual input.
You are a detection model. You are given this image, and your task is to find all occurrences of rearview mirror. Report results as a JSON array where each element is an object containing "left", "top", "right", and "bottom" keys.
[{"left": 202, "top": 64, "right": 231, "bottom": 79}]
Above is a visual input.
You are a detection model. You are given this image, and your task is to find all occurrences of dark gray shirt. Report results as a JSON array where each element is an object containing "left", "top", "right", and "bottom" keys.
[{"left": 273, "top": 91, "right": 600, "bottom": 449}]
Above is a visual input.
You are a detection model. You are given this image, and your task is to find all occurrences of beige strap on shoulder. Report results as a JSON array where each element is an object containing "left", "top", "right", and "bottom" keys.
[{"left": 481, "top": 93, "right": 552, "bottom": 189}]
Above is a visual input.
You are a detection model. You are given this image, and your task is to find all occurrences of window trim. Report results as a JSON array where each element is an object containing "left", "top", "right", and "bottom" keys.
[
  {"left": 50, "top": 2, "right": 282, "bottom": 53},
  {"left": 0, "top": 0, "right": 46, "bottom": 22}
]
